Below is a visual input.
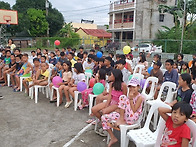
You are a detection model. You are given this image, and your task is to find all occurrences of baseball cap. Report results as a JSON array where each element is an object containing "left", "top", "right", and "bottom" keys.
[
  {"left": 153, "top": 61, "right": 162, "bottom": 67},
  {"left": 128, "top": 78, "right": 140, "bottom": 87}
]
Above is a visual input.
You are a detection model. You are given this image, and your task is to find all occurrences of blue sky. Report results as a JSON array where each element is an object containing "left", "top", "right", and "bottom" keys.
[{"left": 2, "top": 0, "right": 112, "bottom": 25}]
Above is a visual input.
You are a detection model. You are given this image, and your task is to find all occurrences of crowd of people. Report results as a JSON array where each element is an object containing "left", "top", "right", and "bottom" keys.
[{"left": 0, "top": 42, "right": 196, "bottom": 147}]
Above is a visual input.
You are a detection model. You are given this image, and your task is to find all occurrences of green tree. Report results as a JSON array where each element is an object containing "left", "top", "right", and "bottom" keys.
[
  {"left": 12, "top": 0, "right": 63, "bottom": 37},
  {"left": 27, "top": 8, "right": 48, "bottom": 37},
  {"left": 58, "top": 22, "right": 75, "bottom": 38},
  {"left": 0, "top": 1, "right": 11, "bottom": 9}
]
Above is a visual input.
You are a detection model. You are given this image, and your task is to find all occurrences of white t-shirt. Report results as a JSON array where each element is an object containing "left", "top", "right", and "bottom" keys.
[
  {"left": 72, "top": 73, "right": 85, "bottom": 85},
  {"left": 83, "top": 61, "right": 95, "bottom": 70}
]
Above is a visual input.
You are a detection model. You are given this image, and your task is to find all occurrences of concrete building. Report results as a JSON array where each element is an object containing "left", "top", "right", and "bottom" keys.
[{"left": 108, "top": 0, "right": 176, "bottom": 46}]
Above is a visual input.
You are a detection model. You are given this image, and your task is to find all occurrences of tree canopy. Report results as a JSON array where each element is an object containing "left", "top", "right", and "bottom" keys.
[{"left": 0, "top": 0, "right": 64, "bottom": 37}]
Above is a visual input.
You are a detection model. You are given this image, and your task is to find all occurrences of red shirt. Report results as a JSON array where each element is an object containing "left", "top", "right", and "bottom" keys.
[{"left": 161, "top": 116, "right": 190, "bottom": 147}]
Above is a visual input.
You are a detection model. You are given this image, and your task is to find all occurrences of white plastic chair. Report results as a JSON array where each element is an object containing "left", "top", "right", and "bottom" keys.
[
  {"left": 74, "top": 72, "right": 92, "bottom": 111},
  {"left": 126, "top": 101, "right": 171, "bottom": 147},
  {"left": 133, "top": 64, "right": 145, "bottom": 75},
  {"left": 155, "top": 119, "right": 196, "bottom": 147},
  {"left": 107, "top": 95, "right": 146, "bottom": 147},
  {"left": 146, "top": 82, "right": 176, "bottom": 130},
  {"left": 32, "top": 69, "right": 52, "bottom": 103},
  {"left": 20, "top": 74, "right": 31, "bottom": 92},
  {"left": 161, "top": 69, "right": 167, "bottom": 75}
]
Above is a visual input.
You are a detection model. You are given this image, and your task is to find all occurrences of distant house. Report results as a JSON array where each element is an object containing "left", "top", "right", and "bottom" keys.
[{"left": 76, "top": 28, "right": 112, "bottom": 48}]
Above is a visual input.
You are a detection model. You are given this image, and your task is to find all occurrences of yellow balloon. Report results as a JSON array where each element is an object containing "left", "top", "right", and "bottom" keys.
[{"left": 123, "top": 46, "right": 131, "bottom": 54}]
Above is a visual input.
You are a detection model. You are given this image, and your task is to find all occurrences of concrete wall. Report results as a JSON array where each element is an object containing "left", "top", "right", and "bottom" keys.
[{"left": 134, "top": 0, "right": 175, "bottom": 41}]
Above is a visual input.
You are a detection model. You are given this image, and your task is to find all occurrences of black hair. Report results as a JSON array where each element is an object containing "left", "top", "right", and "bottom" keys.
[
  {"left": 94, "top": 57, "right": 99, "bottom": 62},
  {"left": 180, "top": 73, "right": 191, "bottom": 87},
  {"left": 116, "top": 54, "right": 120, "bottom": 59},
  {"left": 116, "top": 59, "right": 126, "bottom": 65},
  {"left": 72, "top": 48, "right": 76, "bottom": 52},
  {"left": 69, "top": 52, "right": 75, "bottom": 57},
  {"left": 10, "top": 53, "right": 15, "bottom": 57},
  {"left": 90, "top": 49, "right": 95, "bottom": 53},
  {"left": 191, "top": 59, "right": 196, "bottom": 79},
  {"left": 14, "top": 48, "right": 20, "bottom": 52},
  {"left": 98, "top": 69, "right": 106, "bottom": 80},
  {"left": 33, "top": 58, "right": 40, "bottom": 62},
  {"left": 23, "top": 53, "right": 28, "bottom": 57},
  {"left": 154, "top": 54, "right": 161, "bottom": 61},
  {"left": 139, "top": 54, "right": 146, "bottom": 63},
  {"left": 31, "top": 50, "right": 36, "bottom": 53},
  {"left": 165, "top": 59, "right": 174, "bottom": 66},
  {"left": 111, "top": 69, "right": 123, "bottom": 91},
  {"left": 63, "top": 60, "right": 72, "bottom": 72},
  {"left": 98, "top": 58, "right": 104, "bottom": 62},
  {"left": 105, "top": 56, "right": 112, "bottom": 63},
  {"left": 37, "top": 48, "right": 41, "bottom": 51},
  {"left": 44, "top": 49, "right": 48, "bottom": 52},
  {"left": 60, "top": 52, "right": 65, "bottom": 56},
  {"left": 172, "top": 101, "right": 193, "bottom": 119},
  {"left": 178, "top": 53, "right": 184, "bottom": 60},
  {"left": 79, "top": 46, "right": 84, "bottom": 50},
  {"left": 37, "top": 53, "right": 42, "bottom": 56},
  {"left": 180, "top": 62, "right": 189, "bottom": 73},
  {"left": 119, "top": 54, "right": 126, "bottom": 60},
  {"left": 88, "top": 54, "right": 94, "bottom": 59},
  {"left": 41, "top": 56, "right": 46, "bottom": 60},
  {"left": 74, "top": 63, "right": 84, "bottom": 74},
  {"left": 50, "top": 52, "right": 56, "bottom": 56},
  {"left": 83, "top": 51, "right": 88, "bottom": 55},
  {"left": 16, "top": 55, "right": 22, "bottom": 59},
  {"left": 67, "top": 46, "right": 72, "bottom": 49},
  {"left": 8, "top": 39, "right": 14, "bottom": 43},
  {"left": 6, "top": 50, "right": 11, "bottom": 54},
  {"left": 109, "top": 52, "right": 114, "bottom": 58}
]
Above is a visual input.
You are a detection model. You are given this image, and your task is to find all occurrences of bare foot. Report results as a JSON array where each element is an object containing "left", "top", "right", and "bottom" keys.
[{"left": 108, "top": 137, "right": 118, "bottom": 147}]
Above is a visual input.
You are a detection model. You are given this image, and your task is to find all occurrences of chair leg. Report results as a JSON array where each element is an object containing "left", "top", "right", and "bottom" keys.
[
  {"left": 50, "top": 88, "right": 54, "bottom": 101},
  {"left": 7, "top": 74, "right": 10, "bottom": 87},
  {"left": 120, "top": 126, "right": 127, "bottom": 147},
  {"left": 46, "top": 87, "right": 49, "bottom": 98},
  {"left": 153, "top": 109, "right": 158, "bottom": 130},
  {"left": 74, "top": 91, "right": 79, "bottom": 111},
  {"left": 107, "top": 133, "right": 110, "bottom": 144},
  {"left": 35, "top": 87, "right": 38, "bottom": 103},
  {"left": 57, "top": 89, "right": 60, "bottom": 107},
  {"left": 20, "top": 78, "right": 23, "bottom": 92},
  {"left": 89, "top": 95, "right": 94, "bottom": 115}
]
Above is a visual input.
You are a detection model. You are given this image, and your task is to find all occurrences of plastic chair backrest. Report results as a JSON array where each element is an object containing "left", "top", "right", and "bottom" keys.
[
  {"left": 141, "top": 77, "right": 158, "bottom": 100},
  {"left": 132, "top": 73, "right": 144, "bottom": 82},
  {"left": 155, "top": 119, "right": 196, "bottom": 147},
  {"left": 143, "top": 101, "right": 171, "bottom": 130},
  {"left": 161, "top": 69, "right": 167, "bottom": 75},
  {"left": 157, "top": 81, "right": 176, "bottom": 103},
  {"left": 85, "top": 72, "right": 92, "bottom": 88},
  {"left": 133, "top": 64, "right": 145, "bottom": 75}
]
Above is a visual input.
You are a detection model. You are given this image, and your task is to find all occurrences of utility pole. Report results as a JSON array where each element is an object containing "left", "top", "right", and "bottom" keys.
[
  {"left": 180, "top": 0, "right": 186, "bottom": 53},
  {"left": 45, "top": 0, "right": 50, "bottom": 47}
]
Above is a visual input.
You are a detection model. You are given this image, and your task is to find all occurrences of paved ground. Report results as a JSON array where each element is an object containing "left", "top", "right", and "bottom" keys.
[{"left": 0, "top": 86, "right": 135, "bottom": 147}]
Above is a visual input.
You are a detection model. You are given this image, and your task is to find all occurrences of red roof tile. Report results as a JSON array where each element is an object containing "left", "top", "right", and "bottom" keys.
[{"left": 78, "top": 28, "right": 112, "bottom": 38}]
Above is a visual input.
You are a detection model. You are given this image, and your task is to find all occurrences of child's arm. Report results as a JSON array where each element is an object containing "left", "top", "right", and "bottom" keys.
[
  {"left": 181, "top": 138, "right": 189, "bottom": 147},
  {"left": 104, "top": 83, "right": 112, "bottom": 107},
  {"left": 130, "top": 96, "right": 143, "bottom": 113},
  {"left": 158, "top": 107, "right": 171, "bottom": 122}
]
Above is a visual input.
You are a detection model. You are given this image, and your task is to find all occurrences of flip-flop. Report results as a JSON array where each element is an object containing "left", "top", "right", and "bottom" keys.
[
  {"left": 14, "top": 88, "right": 20, "bottom": 92},
  {"left": 86, "top": 118, "right": 95, "bottom": 124},
  {"left": 50, "top": 99, "right": 57, "bottom": 103}
]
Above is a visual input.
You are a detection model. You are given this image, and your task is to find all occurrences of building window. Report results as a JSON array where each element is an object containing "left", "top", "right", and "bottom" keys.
[{"left": 159, "top": 14, "right": 164, "bottom": 22}]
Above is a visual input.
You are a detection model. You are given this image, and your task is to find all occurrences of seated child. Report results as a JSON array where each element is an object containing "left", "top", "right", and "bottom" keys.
[
  {"left": 50, "top": 61, "right": 63, "bottom": 81},
  {"left": 50, "top": 61, "right": 72, "bottom": 103},
  {"left": 91, "top": 69, "right": 127, "bottom": 123},
  {"left": 1, "top": 54, "right": 16, "bottom": 86},
  {"left": 180, "top": 62, "right": 190, "bottom": 74},
  {"left": 101, "top": 78, "right": 144, "bottom": 147},
  {"left": 0, "top": 50, "right": 11, "bottom": 79},
  {"left": 10, "top": 54, "right": 23, "bottom": 88},
  {"left": 158, "top": 101, "right": 193, "bottom": 146},
  {"left": 23, "top": 58, "right": 40, "bottom": 94},
  {"left": 116, "top": 59, "right": 130, "bottom": 84},
  {"left": 58, "top": 63, "right": 85, "bottom": 108},
  {"left": 49, "top": 52, "right": 57, "bottom": 66},
  {"left": 14, "top": 53, "right": 32, "bottom": 92},
  {"left": 29, "top": 63, "right": 49, "bottom": 87},
  {"left": 80, "top": 69, "right": 106, "bottom": 109}
]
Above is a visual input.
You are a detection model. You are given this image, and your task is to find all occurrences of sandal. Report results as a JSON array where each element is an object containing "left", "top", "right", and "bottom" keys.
[
  {"left": 50, "top": 99, "right": 57, "bottom": 103},
  {"left": 14, "top": 88, "right": 20, "bottom": 92},
  {"left": 86, "top": 118, "right": 95, "bottom": 124}
]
